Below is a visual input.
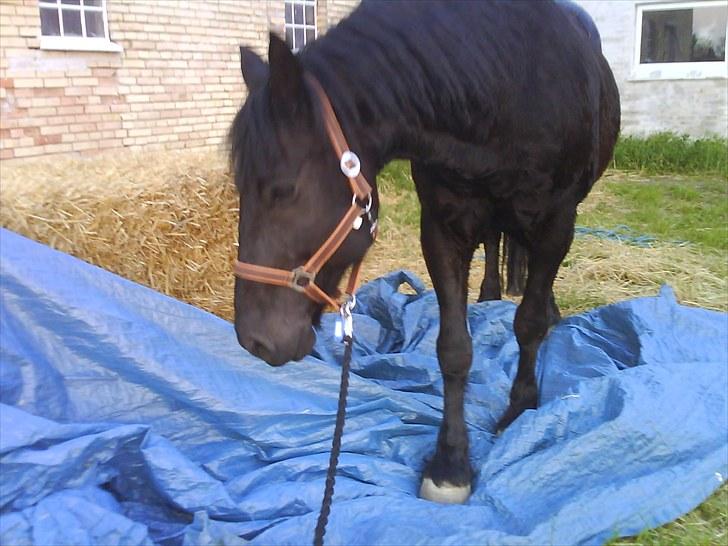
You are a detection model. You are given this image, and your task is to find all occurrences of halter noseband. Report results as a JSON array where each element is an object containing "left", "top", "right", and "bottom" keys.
[{"left": 232, "top": 74, "right": 377, "bottom": 311}]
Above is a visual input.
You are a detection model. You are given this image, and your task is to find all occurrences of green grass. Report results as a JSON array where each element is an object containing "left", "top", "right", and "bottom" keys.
[
  {"left": 613, "top": 133, "right": 727, "bottom": 177},
  {"left": 378, "top": 159, "right": 413, "bottom": 193},
  {"left": 578, "top": 173, "right": 728, "bottom": 253},
  {"left": 379, "top": 159, "right": 728, "bottom": 254},
  {"left": 608, "top": 486, "right": 727, "bottom": 546},
  {"left": 377, "top": 159, "right": 420, "bottom": 228}
]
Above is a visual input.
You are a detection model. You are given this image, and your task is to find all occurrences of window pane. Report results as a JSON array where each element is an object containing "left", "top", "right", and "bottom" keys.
[
  {"left": 285, "top": 2, "right": 292, "bottom": 25},
  {"left": 40, "top": 7, "right": 61, "bottom": 36},
  {"left": 305, "top": 5, "right": 314, "bottom": 25},
  {"left": 692, "top": 6, "right": 726, "bottom": 62},
  {"left": 294, "top": 3, "right": 303, "bottom": 25},
  {"left": 285, "top": 26, "right": 294, "bottom": 50},
  {"left": 62, "top": 9, "right": 82, "bottom": 36},
  {"left": 306, "top": 28, "right": 315, "bottom": 43},
  {"left": 61, "top": 0, "right": 81, "bottom": 4},
  {"left": 295, "top": 27, "right": 304, "bottom": 48},
  {"left": 641, "top": 7, "right": 727, "bottom": 63},
  {"left": 84, "top": 0, "right": 103, "bottom": 6},
  {"left": 85, "top": 11, "right": 105, "bottom": 37}
]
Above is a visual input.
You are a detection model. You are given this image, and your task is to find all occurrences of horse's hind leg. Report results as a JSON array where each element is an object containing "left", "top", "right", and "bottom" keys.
[
  {"left": 412, "top": 163, "right": 475, "bottom": 504},
  {"left": 547, "top": 290, "right": 562, "bottom": 328},
  {"left": 478, "top": 230, "right": 501, "bottom": 302},
  {"left": 496, "top": 210, "right": 575, "bottom": 433}
]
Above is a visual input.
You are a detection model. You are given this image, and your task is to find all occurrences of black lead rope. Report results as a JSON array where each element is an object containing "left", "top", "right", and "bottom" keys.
[{"left": 313, "top": 333, "right": 353, "bottom": 546}]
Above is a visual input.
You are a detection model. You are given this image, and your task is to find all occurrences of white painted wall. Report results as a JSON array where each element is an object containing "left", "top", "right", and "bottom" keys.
[{"left": 576, "top": 0, "right": 727, "bottom": 137}]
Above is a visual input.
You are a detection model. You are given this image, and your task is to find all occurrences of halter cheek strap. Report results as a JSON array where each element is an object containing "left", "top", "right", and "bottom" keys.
[{"left": 232, "top": 74, "right": 376, "bottom": 310}]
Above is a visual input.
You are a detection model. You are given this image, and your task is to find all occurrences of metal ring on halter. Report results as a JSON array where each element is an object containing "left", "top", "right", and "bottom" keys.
[
  {"left": 339, "top": 294, "right": 356, "bottom": 339},
  {"left": 290, "top": 266, "right": 315, "bottom": 293},
  {"left": 340, "top": 150, "right": 361, "bottom": 178},
  {"left": 351, "top": 193, "right": 372, "bottom": 213}
]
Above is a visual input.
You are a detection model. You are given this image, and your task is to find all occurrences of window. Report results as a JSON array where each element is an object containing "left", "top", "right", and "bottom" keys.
[
  {"left": 284, "top": 0, "right": 316, "bottom": 51},
  {"left": 38, "top": 0, "right": 121, "bottom": 52},
  {"left": 634, "top": 1, "right": 727, "bottom": 79}
]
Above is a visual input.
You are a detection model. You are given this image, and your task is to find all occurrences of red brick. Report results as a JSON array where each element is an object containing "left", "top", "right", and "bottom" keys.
[{"left": 35, "top": 134, "right": 62, "bottom": 146}]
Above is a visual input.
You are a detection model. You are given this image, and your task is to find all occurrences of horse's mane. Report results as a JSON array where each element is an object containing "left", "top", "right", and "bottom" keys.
[
  {"left": 231, "top": 0, "right": 595, "bottom": 181},
  {"left": 299, "top": 1, "right": 552, "bottom": 138}
]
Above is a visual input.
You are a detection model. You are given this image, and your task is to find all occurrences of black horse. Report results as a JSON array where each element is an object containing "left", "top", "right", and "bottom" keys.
[{"left": 230, "top": 0, "right": 620, "bottom": 504}]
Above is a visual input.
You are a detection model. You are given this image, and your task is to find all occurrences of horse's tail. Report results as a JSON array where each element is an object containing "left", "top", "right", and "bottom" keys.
[{"left": 502, "top": 234, "right": 527, "bottom": 296}]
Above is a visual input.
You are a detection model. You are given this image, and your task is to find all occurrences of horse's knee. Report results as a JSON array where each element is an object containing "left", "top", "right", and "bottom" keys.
[{"left": 436, "top": 334, "right": 472, "bottom": 376}]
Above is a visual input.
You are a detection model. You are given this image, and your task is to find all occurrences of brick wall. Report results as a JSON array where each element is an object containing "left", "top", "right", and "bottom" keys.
[
  {"left": 3, "top": 0, "right": 724, "bottom": 163},
  {"left": 0, "top": 0, "right": 328, "bottom": 161},
  {"left": 323, "top": 0, "right": 357, "bottom": 28}
]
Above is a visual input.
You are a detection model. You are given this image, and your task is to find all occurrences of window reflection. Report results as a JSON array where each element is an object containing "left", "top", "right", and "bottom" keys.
[{"left": 640, "top": 5, "right": 727, "bottom": 63}]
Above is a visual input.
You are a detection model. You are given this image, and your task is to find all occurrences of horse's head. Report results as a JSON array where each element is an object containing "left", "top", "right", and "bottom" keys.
[{"left": 231, "top": 34, "right": 376, "bottom": 366}]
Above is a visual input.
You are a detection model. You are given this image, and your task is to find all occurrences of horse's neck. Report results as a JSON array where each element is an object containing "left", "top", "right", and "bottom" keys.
[
  {"left": 303, "top": 46, "right": 497, "bottom": 178},
  {"left": 349, "top": 121, "right": 498, "bottom": 180}
]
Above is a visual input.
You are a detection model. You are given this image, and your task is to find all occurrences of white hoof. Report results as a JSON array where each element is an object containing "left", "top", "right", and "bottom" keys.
[{"left": 419, "top": 477, "right": 471, "bottom": 504}]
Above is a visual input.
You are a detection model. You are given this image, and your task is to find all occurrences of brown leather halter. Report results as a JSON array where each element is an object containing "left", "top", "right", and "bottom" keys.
[{"left": 232, "top": 74, "right": 376, "bottom": 310}]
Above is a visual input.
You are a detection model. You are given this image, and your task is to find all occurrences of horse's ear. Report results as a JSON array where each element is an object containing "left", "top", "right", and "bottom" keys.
[
  {"left": 239, "top": 46, "right": 269, "bottom": 92},
  {"left": 267, "top": 32, "right": 308, "bottom": 119}
]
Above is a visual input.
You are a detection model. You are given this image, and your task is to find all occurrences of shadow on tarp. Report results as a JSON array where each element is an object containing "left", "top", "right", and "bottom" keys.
[{"left": 0, "top": 228, "right": 726, "bottom": 546}]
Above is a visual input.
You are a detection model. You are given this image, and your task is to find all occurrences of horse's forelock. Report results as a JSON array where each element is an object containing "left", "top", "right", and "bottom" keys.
[{"left": 230, "top": 89, "right": 281, "bottom": 191}]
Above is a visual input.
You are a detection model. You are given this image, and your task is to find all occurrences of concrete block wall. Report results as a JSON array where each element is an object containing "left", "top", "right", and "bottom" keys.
[{"left": 576, "top": 0, "right": 727, "bottom": 138}]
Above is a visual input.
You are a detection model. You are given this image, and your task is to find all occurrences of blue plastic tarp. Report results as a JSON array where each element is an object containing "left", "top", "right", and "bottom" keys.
[{"left": 1, "top": 227, "right": 726, "bottom": 546}]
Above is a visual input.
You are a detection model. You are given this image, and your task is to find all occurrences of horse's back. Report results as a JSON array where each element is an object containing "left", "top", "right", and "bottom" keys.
[
  {"left": 349, "top": 1, "right": 617, "bottom": 146},
  {"left": 555, "top": 0, "right": 603, "bottom": 52},
  {"left": 315, "top": 0, "right": 619, "bottom": 194}
]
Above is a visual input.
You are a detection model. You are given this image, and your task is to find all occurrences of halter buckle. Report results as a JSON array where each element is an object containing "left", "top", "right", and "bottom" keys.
[{"left": 290, "top": 267, "right": 315, "bottom": 292}]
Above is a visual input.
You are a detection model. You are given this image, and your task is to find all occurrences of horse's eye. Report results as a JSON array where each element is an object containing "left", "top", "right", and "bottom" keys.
[{"left": 267, "top": 183, "right": 296, "bottom": 204}]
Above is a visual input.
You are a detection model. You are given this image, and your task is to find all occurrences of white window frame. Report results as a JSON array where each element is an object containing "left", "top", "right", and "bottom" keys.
[
  {"left": 632, "top": 0, "right": 728, "bottom": 80},
  {"left": 38, "top": 0, "right": 122, "bottom": 53},
  {"left": 284, "top": 0, "right": 317, "bottom": 52}
]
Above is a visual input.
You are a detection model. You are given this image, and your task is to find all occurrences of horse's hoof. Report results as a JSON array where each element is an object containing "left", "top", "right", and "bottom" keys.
[{"left": 419, "top": 477, "right": 471, "bottom": 504}]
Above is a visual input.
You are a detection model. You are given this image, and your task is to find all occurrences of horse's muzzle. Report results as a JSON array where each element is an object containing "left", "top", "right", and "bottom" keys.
[{"left": 235, "top": 322, "right": 315, "bottom": 366}]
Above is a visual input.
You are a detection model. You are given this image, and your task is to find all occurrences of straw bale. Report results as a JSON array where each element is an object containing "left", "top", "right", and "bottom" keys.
[
  {"left": 1, "top": 150, "right": 725, "bottom": 324},
  {"left": 1, "top": 150, "right": 240, "bottom": 320}
]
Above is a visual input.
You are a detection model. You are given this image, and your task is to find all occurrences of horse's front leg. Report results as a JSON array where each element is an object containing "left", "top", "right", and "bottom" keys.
[{"left": 416, "top": 201, "right": 475, "bottom": 504}]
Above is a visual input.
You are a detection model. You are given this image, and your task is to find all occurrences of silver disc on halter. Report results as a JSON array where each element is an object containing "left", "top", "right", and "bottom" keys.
[{"left": 340, "top": 150, "right": 361, "bottom": 178}]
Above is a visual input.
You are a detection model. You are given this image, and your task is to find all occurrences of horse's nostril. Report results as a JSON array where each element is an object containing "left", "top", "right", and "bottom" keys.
[
  {"left": 246, "top": 335, "right": 286, "bottom": 366},
  {"left": 249, "top": 336, "right": 271, "bottom": 358}
]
